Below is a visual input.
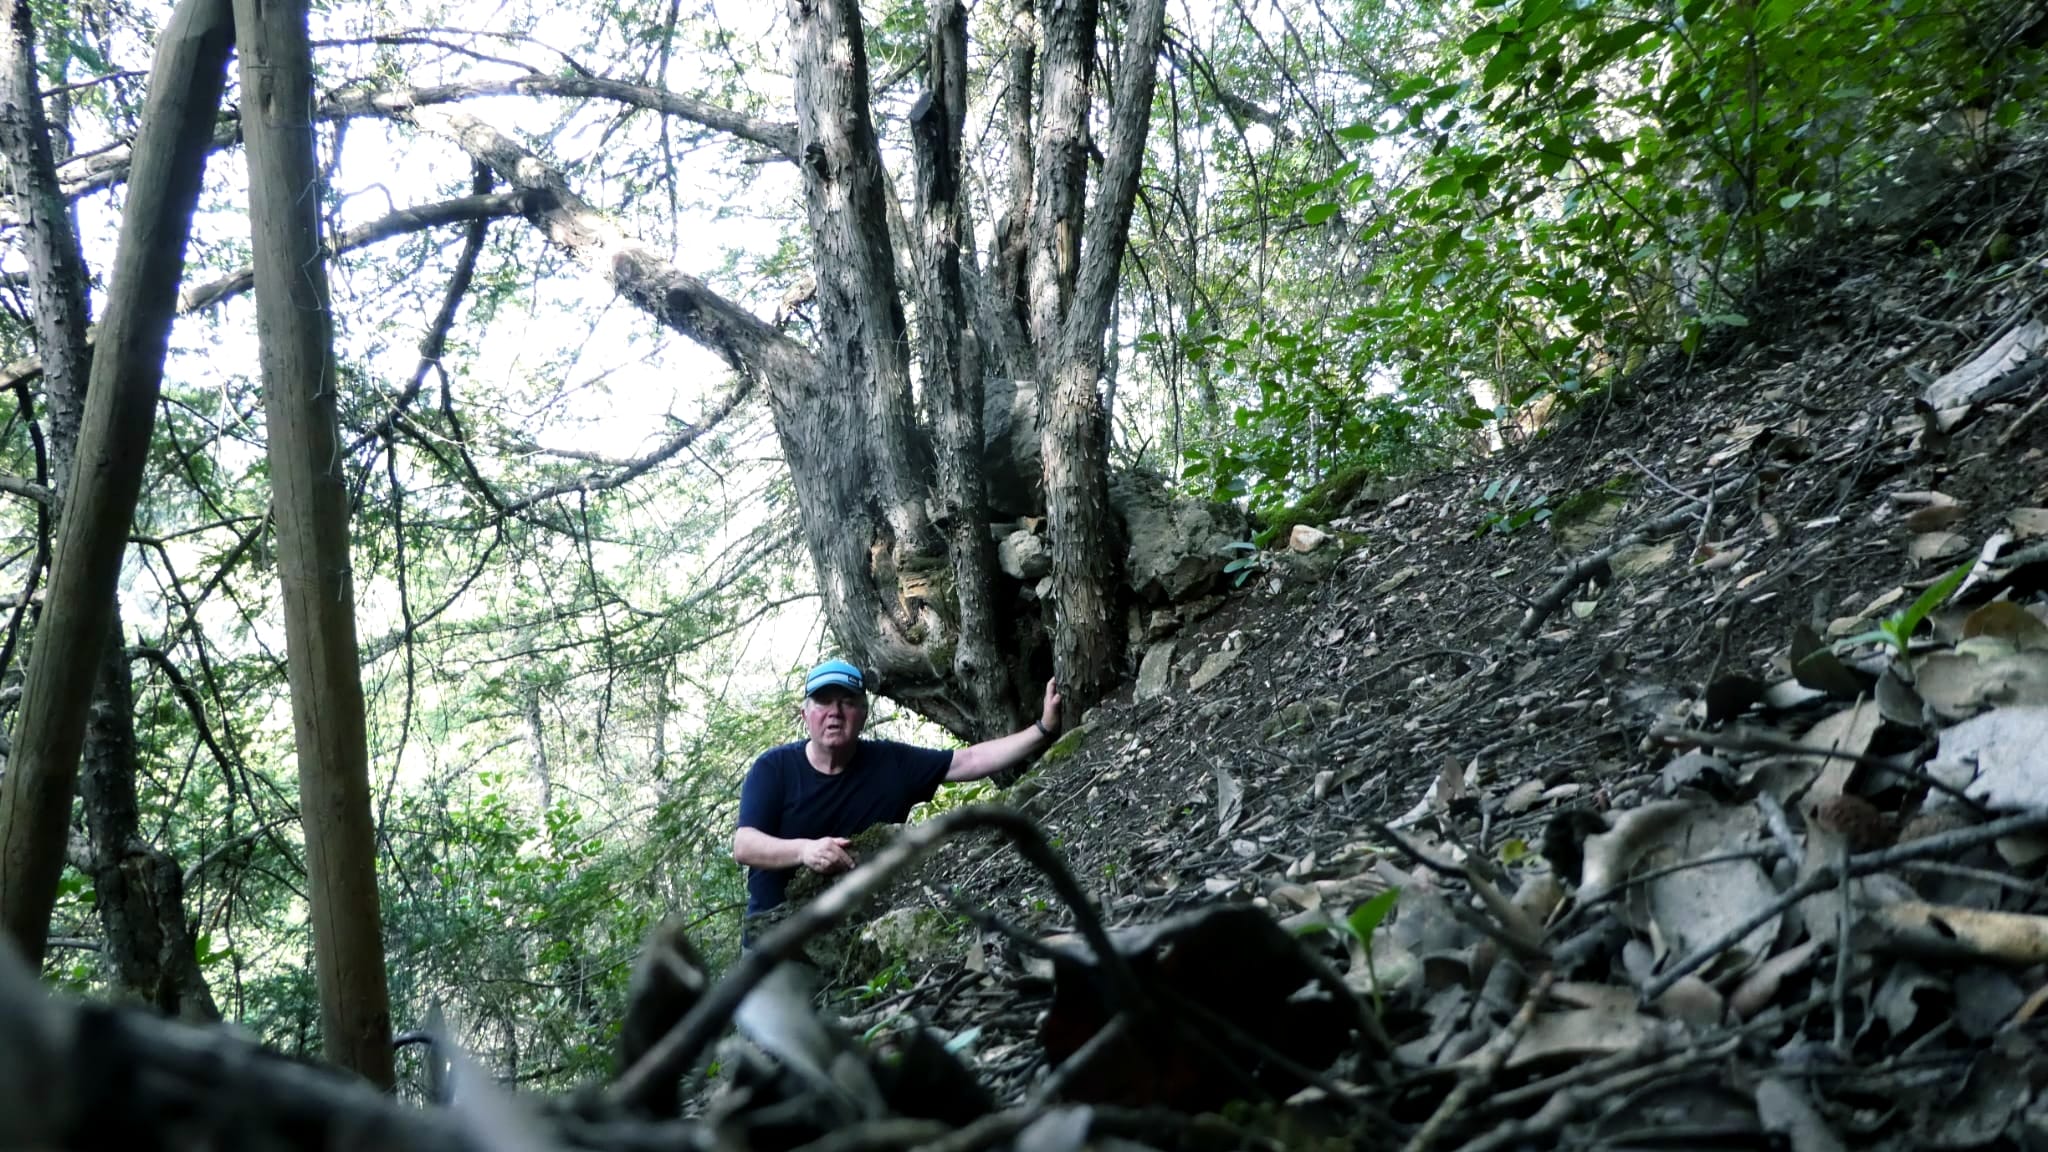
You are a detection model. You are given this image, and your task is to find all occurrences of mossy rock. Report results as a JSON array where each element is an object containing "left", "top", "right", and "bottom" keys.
[
  {"left": 1039, "top": 724, "right": 1089, "bottom": 764},
  {"left": 751, "top": 822, "right": 939, "bottom": 986},
  {"left": 1251, "top": 461, "right": 1396, "bottom": 547}
]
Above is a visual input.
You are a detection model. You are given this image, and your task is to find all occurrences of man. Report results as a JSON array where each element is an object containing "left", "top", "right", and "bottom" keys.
[{"left": 733, "top": 659, "right": 1062, "bottom": 921}]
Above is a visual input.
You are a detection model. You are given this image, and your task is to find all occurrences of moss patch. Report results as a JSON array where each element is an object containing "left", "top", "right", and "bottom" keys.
[
  {"left": 1252, "top": 460, "right": 1396, "bottom": 547},
  {"left": 1038, "top": 724, "right": 1089, "bottom": 764}
]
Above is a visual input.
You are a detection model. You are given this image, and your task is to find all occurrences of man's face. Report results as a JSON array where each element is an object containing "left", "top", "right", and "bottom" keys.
[{"left": 803, "top": 687, "right": 868, "bottom": 750}]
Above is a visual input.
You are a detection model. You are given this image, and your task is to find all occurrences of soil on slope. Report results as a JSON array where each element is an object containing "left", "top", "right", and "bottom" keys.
[{"left": 806, "top": 145, "right": 2048, "bottom": 1149}]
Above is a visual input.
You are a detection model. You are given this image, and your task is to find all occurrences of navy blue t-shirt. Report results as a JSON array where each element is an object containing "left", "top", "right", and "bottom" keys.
[{"left": 737, "top": 739, "right": 955, "bottom": 915}]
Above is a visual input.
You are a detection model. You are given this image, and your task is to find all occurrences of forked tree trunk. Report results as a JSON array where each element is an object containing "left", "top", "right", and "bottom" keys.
[
  {"left": 0, "top": 0, "right": 230, "bottom": 1005},
  {"left": 781, "top": 0, "right": 1167, "bottom": 731},
  {"left": 338, "top": 0, "right": 1174, "bottom": 740},
  {"left": 233, "top": 0, "right": 395, "bottom": 1088}
]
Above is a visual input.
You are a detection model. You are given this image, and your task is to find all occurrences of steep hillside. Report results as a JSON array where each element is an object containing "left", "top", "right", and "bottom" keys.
[
  {"left": 783, "top": 142, "right": 2048, "bottom": 1149},
  {"left": 10, "top": 144, "right": 2048, "bottom": 1152}
]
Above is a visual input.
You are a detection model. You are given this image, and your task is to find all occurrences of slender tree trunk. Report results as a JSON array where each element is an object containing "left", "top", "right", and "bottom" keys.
[
  {"left": 524, "top": 682, "right": 551, "bottom": 816},
  {"left": 0, "top": 0, "right": 229, "bottom": 984},
  {"left": 1040, "top": 0, "right": 1167, "bottom": 711},
  {"left": 1025, "top": 0, "right": 1096, "bottom": 367},
  {"left": 912, "top": 0, "right": 1015, "bottom": 737},
  {"left": 81, "top": 628, "right": 221, "bottom": 1020},
  {"left": 788, "top": 0, "right": 935, "bottom": 566},
  {"left": 234, "top": 0, "right": 395, "bottom": 1088},
  {"left": 0, "top": 0, "right": 89, "bottom": 492}
]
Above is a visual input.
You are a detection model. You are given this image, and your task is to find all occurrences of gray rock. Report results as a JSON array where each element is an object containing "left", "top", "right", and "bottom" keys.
[
  {"left": 1135, "top": 641, "right": 1176, "bottom": 702},
  {"left": 1275, "top": 546, "right": 1341, "bottom": 584},
  {"left": 1189, "top": 647, "right": 1241, "bottom": 691},
  {"left": 1108, "top": 472, "right": 1250, "bottom": 602},
  {"left": 982, "top": 381, "right": 1042, "bottom": 517},
  {"left": 998, "top": 530, "right": 1052, "bottom": 580}
]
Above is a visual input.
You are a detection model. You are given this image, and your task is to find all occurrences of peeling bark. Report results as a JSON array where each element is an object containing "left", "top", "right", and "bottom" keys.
[
  {"left": 1041, "top": 0, "right": 1168, "bottom": 711},
  {"left": 82, "top": 629, "right": 220, "bottom": 1020},
  {"left": 789, "top": 0, "right": 937, "bottom": 567},
  {"left": 913, "top": 0, "right": 1016, "bottom": 737}
]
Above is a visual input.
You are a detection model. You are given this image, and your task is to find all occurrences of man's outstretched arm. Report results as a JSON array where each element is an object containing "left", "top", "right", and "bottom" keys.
[
  {"left": 946, "top": 679, "right": 1064, "bottom": 782},
  {"left": 733, "top": 827, "right": 855, "bottom": 873}
]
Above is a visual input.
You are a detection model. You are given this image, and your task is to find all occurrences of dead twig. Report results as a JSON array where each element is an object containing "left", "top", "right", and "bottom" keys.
[
  {"left": 1755, "top": 793, "right": 1805, "bottom": 873},
  {"left": 1516, "top": 475, "right": 1749, "bottom": 638},
  {"left": 1402, "top": 969, "right": 1556, "bottom": 1152},
  {"left": 1999, "top": 385, "right": 2048, "bottom": 448},
  {"left": 1638, "top": 807, "right": 2048, "bottom": 1004},
  {"left": 1450, "top": 1036, "right": 1743, "bottom": 1152},
  {"left": 1340, "top": 649, "right": 1482, "bottom": 704},
  {"left": 1649, "top": 725, "right": 1985, "bottom": 813},
  {"left": 609, "top": 807, "right": 1142, "bottom": 1110}
]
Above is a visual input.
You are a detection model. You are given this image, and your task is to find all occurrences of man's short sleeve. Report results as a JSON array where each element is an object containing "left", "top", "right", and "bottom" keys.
[
  {"left": 737, "top": 752, "right": 783, "bottom": 834},
  {"left": 898, "top": 743, "right": 956, "bottom": 807}
]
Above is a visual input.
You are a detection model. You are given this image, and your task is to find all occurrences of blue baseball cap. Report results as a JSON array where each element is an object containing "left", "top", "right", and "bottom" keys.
[{"left": 804, "top": 659, "right": 865, "bottom": 697}]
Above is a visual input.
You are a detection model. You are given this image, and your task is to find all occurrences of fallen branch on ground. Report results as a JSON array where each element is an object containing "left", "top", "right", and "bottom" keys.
[{"left": 1516, "top": 475, "right": 1749, "bottom": 638}]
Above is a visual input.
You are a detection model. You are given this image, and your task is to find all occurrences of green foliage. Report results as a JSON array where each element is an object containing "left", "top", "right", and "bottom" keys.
[
  {"left": 1221, "top": 541, "right": 1263, "bottom": 587},
  {"left": 1349, "top": 886, "right": 1400, "bottom": 1013},
  {"left": 1475, "top": 476, "right": 1551, "bottom": 536},
  {"left": 1838, "top": 558, "right": 1975, "bottom": 658},
  {"left": 1177, "top": 318, "right": 1460, "bottom": 509},
  {"left": 1155, "top": 0, "right": 2046, "bottom": 518},
  {"left": 1302, "top": 0, "right": 2042, "bottom": 414}
]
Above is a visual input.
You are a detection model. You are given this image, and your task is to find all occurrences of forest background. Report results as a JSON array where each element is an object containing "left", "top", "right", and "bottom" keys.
[{"left": 0, "top": 0, "right": 2038, "bottom": 1096}]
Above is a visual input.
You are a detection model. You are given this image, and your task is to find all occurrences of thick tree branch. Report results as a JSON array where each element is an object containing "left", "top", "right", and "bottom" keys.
[
  {"left": 327, "top": 75, "right": 798, "bottom": 158},
  {"left": 45, "top": 71, "right": 798, "bottom": 217},
  {"left": 1063, "top": 0, "right": 1168, "bottom": 358},
  {"left": 0, "top": 191, "right": 535, "bottom": 393},
  {"left": 407, "top": 105, "right": 818, "bottom": 388}
]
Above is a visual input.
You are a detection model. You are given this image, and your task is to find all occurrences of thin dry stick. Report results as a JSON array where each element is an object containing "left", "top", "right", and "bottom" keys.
[
  {"left": 1401, "top": 969, "right": 1556, "bottom": 1152},
  {"left": 1999, "top": 385, "right": 2048, "bottom": 448},
  {"left": 1649, "top": 724, "right": 1986, "bottom": 812},
  {"left": 608, "top": 806, "right": 1142, "bottom": 1109},
  {"left": 1638, "top": 807, "right": 2048, "bottom": 1004},
  {"left": 1516, "top": 475, "right": 1748, "bottom": 637},
  {"left": 1831, "top": 840, "right": 1853, "bottom": 1053},
  {"left": 1755, "top": 793, "right": 1805, "bottom": 873},
  {"left": 1448, "top": 1037, "right": 1744, "bottom": 1152}
]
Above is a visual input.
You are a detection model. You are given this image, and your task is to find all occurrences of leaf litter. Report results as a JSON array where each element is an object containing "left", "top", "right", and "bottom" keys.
[
  {"left": 29, "top": 149, "right": 2048, "bottom": 1152},
  {"left": 757, "top": 152, "right": 2048, "bottom": 1152}
]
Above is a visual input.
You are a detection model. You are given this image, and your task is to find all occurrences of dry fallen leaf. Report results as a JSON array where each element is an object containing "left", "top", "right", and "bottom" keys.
[
  {"left": 1633, "top": 803, "right": 1782, "bottom": 970},
  {"left": 1928, "top": 707, "right": 2048, "bottom": 809},
  {"left": 1755, "top": 1076, "right": 1847, "bottom": 1152},
  {"left": 1612, "top": 540, "right": 1677, "bottom": 579},
  {"left": 1963, "top": 600, "right": 2048, "bottom": 650},
  {"left": 1914, "top": 650, "right": 2048, "bottom": 718},
  {"left": 1729, "top": 939, "right": 1821, "bottom": 1020},
  {"left": 1577, "top": 801, "right": 1697, "bottom": 902},
  {"left": 1904, "top": 502, "right": 1968, "bottom": 532},
  {"left": 1372, "top": 566, "right": 1419, "bottom": 595},
  {"left": 1693, "top": 542, "right": 1746, "bottom": 570},
  {"left": 2007, "top": 507, "right": 2048, "bottom": 540},
  {"left": 1500, "top": 778, "right": 1546, "bottom": 815},
  {"left": 1909, "top": 530, "right": 1969, "bottom": 562},
  {"left": 1922, "top": 318, "right": 2048, "bottom": 408}
]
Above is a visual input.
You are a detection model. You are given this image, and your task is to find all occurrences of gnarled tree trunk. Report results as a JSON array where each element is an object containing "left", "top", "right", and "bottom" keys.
[{"left": 778, "top": 0, "right": 1167, "bottom": 733}]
